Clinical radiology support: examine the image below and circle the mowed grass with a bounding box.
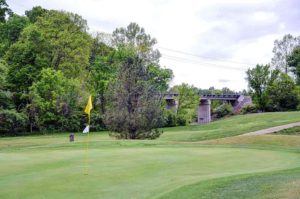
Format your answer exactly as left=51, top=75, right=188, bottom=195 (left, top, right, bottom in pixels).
left=1, top=112, right=300, bottom=198
left=159, top=167, right=300, bottom=199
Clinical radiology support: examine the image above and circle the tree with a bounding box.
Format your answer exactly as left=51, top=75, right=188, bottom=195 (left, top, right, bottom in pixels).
left=267, top=73, right=299, bottom=111
left=0, top=14, right=28, bottom=57
left=246, top=64, right=279, bottom=111
left=5, top=10, right=92, bottom=108
left=0, top=0, right=11, bottom=23
left=25, top=6, right=48, bottom=23
left=88, top=33, right=116, bottom=115
left=5, top=24, right=50, bottom=99
left=0, top=59, right=13, bottom=110
left=104, top=49, right=164, bottom=139
left=287, top=47, right=300, bottom=84
left=33, top=10, right=92, bottom=78
left=112, top=22, right=160, bottom=63
left=112, top=23, right=172, bottom=90
left=0, top=59, right=25, bottom=135
left=172, top=83, right=198, bottom=125
left=271, top=34, right=300, bottom=74
left=29, top=68, right=82, bottom=131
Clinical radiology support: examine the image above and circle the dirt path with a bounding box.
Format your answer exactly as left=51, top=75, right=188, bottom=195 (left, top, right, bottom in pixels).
left=241, top=122, right=300, bottom=136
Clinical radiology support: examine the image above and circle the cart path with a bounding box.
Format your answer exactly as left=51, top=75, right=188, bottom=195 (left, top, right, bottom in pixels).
left=241, top=122, right=300, bottom=136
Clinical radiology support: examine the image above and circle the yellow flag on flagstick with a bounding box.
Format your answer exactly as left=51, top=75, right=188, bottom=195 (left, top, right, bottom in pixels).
left=84, top=95, right=93, bottom=115
left=83, top=95, right=93, bottom=175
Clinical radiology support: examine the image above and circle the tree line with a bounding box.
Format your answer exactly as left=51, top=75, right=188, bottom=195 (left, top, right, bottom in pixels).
left=0, top=2, right=175, bottom=138
left=2, top=1, right=299, bottom=138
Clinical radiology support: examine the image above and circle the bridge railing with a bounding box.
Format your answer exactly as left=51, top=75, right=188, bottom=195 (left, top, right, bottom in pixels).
left=164, top=93, right=240, bottom=99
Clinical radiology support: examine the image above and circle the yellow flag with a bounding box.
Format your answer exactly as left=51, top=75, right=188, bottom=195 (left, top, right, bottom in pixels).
left=84, top=95, right=93, bottom=115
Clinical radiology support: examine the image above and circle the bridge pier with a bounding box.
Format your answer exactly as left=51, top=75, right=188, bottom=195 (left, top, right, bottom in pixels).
left=198, top=99, right=211, bottom=124
left=164, top=93, right=252, bottom=125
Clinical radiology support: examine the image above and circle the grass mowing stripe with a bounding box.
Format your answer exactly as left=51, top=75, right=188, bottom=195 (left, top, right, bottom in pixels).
left=159, top=167, right=300, bottom=199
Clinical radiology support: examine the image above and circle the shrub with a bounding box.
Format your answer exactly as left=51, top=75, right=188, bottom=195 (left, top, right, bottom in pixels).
left=241, top=104, right=259, bottom=114
left=176, top=114, right=187, bottom=126
left=0, top=109, right=27, bottom=136
left=90, top=112, right=106, bottom=132
left=214, top=103, right=234, bottom=118
left=163, top=110, right=177, bottom=127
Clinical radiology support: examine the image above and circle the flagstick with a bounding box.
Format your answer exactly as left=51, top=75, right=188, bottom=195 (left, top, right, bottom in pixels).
left=83, top=95, right=92, bottom=175
left=84, top=114, right=90, bottom=175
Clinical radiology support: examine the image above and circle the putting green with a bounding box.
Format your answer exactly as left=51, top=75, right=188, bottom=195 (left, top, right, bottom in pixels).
left=1, top=143, right=300, bottom=199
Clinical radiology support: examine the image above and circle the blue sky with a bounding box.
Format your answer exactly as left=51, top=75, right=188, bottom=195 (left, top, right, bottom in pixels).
left=8, top=0, right=300, bottom=91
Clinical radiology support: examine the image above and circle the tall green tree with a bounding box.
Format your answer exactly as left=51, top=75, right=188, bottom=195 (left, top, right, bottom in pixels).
left=0, top=59, right=13, bottom=109
left=25, top=6, right=48, bottom=23
left=5, top=10, right=92, bottom=108
left=172, top=83, right=198, bottom=125
left=0, top=14, right=28, bottom=57
left=89, top=33, right=116, bottom=114
left=33, top=10, right=92, bottom=78
left=246, top=64, right=279, bottom=111
left=112, top=23, right=173, bottom=91
left=112, top=22, right=160, bottom=63
left=29, top=68, right=82, bottom=131
left=267, top=73, right=299, bottom=111
left=104, top=49, right=164, bottom=139
left=0, top=0, right=11, bottom=23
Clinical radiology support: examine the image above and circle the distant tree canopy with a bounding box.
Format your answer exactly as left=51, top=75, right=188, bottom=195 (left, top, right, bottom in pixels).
left=271, top=34, right=300, bottom=74
left=172, top=83, right=198, bottom=125
left=246, top=64, right=300, bottom=112
left=246, top=34, right=300, bottom=112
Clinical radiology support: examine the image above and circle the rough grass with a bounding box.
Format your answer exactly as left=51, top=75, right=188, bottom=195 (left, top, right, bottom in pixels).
left=274, top=126, right=300, bottom=135
left=201, top=135, right=300, bottom=149
left=160, top=111, right=300, bottom=141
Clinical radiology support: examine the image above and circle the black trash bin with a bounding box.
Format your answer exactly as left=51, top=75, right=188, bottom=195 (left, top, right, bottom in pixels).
left=69, top=133, right=75, bottom=142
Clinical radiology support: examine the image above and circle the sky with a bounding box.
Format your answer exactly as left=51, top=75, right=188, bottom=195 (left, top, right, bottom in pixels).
left=7, top=0, right=300, bottom=91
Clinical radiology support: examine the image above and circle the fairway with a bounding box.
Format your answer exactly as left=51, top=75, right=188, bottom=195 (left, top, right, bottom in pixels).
left=1, top=112, right=300, bottom=198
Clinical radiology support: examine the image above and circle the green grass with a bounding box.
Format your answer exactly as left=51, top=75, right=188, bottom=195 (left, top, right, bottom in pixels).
left=160, top=111, right=300, bottom=141
left=274, top=126, right=300, bottom=135
left=1, top=112, right=300, bottom=198
left=159, top=167, right=300, bottom=199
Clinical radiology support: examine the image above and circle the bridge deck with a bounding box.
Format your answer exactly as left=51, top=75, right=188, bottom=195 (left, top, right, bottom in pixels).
left=164, top=93, right=240, bottom=101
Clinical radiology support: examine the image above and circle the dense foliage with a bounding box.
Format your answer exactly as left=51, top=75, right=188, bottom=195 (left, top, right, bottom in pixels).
left=105, top=50, right=164, bottom=139
left=246, top=64, right=300, bottom=112
left=213, top=103, right=234, bottom=118
left=0, top=1, right=173, bottom=138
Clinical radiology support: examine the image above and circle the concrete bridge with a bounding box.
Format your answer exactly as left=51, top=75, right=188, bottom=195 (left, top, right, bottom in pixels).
left=164, top=93, right=252, bottom=124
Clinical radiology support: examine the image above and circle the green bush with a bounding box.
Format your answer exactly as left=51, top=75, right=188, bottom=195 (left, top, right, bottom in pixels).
left=214, top=103, right=234, bottom=118
left=0, top=109, right=27, bottom=135
left=60, top=111, right=83, bottom=132
left=163, top=110, right=177, bottom=127
left=90, top=112, right=106, bottom=131
left=176, top=114, right=187, bottom=126
left=241, top=104, right=259, bottom=114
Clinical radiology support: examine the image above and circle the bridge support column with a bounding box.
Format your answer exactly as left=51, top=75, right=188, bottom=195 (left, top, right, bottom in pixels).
left=198, top=99, right=211, bottom=124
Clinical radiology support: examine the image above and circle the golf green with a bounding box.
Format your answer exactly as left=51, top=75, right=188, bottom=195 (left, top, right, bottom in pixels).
left=1, top=142, right=300, bottom=199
